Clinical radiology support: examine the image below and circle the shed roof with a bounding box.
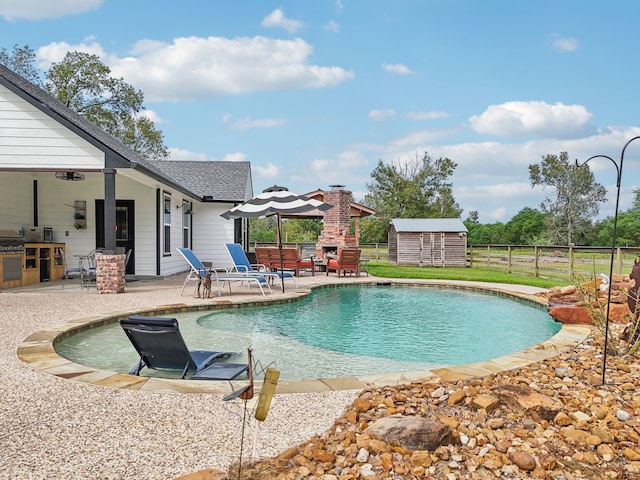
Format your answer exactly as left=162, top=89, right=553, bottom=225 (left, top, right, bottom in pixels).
left=391, top=218, right=468, bottom=233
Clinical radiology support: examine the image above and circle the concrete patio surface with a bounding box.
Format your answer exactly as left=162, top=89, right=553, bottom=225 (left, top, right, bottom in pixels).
left=1, top=271, right=589, bottom=479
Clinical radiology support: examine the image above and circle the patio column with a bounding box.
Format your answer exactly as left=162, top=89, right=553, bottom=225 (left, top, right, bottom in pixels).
left=103, top=168, right=116, bottom=254
left=95, top=253, right=125, bottom=294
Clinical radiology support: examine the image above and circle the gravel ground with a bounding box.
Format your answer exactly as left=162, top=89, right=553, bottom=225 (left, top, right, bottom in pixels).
left=0, top=274, right=362, bottom=480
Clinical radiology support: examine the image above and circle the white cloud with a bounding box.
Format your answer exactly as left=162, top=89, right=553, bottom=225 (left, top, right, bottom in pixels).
left=406, top=111, right=450, bottom=121
left=138, top=109, right=164, bottom=124
left=324, top=20, right=341, bottom=32
left=0, top=0, right=103, bottom=21
left=299, top=150, right=370, bottom=189
left=36, top=36, right=354, bottom=101
left=261, top=8, right=304, bottom=34
left=382, top=63, right=414, bottom=75
left=547, top=33, right=579, bottom=52
left=228, top=117, right=286, bottom=131
left=369, top=109, right=396, bottom=121
left=36, top=40, right=106, bottom=69
left=253, top=162, right=280, bottom=179
left=335, top=0, right=344, bottom=12
left=469, top=101, right=592, bottom=138
left=167, top=149, right=247, bottom=162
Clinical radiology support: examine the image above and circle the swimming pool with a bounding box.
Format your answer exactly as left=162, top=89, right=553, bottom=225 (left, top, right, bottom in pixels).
left=55, top=285, right=560, bottom=380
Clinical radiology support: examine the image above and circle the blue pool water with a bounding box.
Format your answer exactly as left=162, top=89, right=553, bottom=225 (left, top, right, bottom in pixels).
left=55, top=285, right=560, bottom=380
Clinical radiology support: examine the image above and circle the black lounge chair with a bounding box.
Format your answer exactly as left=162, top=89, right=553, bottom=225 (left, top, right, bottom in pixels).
left=120, top=315, right=248, bottom=380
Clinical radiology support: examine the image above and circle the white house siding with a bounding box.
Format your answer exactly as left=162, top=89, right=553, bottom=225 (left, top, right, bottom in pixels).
left=0, top=172, right=33, bottom=232
left=0, top=83, right=246, bottom=280
left=190, top=203, right=237, bottom=270
left=0, top=85, right=105, bottom=170
left=113, top=175, right=156, bottom=277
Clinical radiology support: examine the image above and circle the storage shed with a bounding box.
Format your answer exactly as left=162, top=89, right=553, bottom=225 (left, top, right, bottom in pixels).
left=388, top=218, right=468, bottom=267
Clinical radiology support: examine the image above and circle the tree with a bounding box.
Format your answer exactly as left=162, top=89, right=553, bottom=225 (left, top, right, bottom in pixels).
left=467, top=222, right=505, bottom=244
left=593, top=188, right=640, bottom=247
left=0, top=44, right=41, bottom=84
left=0, top=46, right=168, bottom=160
left=529, top=151, right=607, bottom=245
left=360, top=217, right=388, bottom=243
left=503, top=207, right=549, bottom=245
left=45, top=51, right=168, bottom=160
left=364, top=152, right=461, bottom=235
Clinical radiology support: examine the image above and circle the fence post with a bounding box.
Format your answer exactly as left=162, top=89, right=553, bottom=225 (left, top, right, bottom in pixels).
left=534, top=246, right=539, bottom=277
left=376, top=243, right=380, bottom=260
left=487, top=245, right=491, bottom=268
left=507, top=245, right=512, bottom=273
left=617, top=247, right=622, bottom=275
left=469, top=246, right=473, bottom=267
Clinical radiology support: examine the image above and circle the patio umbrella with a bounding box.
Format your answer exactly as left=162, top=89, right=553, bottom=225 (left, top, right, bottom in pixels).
left=221, top=185, right=333, bottom=292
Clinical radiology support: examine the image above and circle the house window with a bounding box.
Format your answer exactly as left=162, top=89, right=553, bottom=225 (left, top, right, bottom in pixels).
left=182, top=201, right=191, bottom=248
left=163, top=192, right=171, bottom=255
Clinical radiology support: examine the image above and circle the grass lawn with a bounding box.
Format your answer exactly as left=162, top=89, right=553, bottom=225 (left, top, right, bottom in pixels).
left=367, top=261, right=561, bottom=289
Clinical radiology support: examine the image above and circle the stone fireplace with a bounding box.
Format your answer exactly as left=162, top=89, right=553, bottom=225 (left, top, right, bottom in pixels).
left=316, top=185, right=358, bottom=260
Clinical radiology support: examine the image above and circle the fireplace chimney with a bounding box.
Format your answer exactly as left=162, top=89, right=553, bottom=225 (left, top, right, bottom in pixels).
left=317, top=185, right=358, bottom=259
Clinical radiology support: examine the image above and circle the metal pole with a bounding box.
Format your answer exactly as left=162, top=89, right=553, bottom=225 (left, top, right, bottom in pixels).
left=576, top=135, right=640, bottom=385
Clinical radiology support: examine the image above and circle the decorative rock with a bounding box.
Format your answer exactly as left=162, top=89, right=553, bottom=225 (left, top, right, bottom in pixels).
left=548, top=305, right=592, bottom=324
left=510, top=451, right=536, bottom=471
left=312, top=450, right=335, bottom=463
left=353, top=398, right=372, bottom=413
left=359, top=463, right=376, bottom=476
left=410, top=451, right=433, bottom=467
left=617, top=409, right=631, bottom=421
left=597, top=443, right=615, bottom=462
left=447, top=390, right=466, bottom=405
left=365, top=415, right=456, bottom=452
left=356, top=448, right=369, bottom=462
left=486, top=417, right=505, bottom=429
left=623, top=448, right=640, bottom=461
left=554, top=412, right=572, bottom=426
left=431, top=386, right=446, bottom=398
left=472, top=394, right=500, bottom=412
left=586, top=434, right=602, bottom=446
left=570, top=411, right=591, bottom=423
left=493, top=384, right=562, bottom=421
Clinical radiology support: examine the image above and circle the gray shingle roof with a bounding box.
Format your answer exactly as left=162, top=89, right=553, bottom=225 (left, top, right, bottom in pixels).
left=0, top=64, right=250, bottom=202
left=153, top=160, right=251, bottom=202
left=391, top=218, right=468, bottom=232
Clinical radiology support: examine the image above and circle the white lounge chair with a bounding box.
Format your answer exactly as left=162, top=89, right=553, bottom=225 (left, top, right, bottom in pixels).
left=176, top=247, right=272, bottom=296
left=224, top=243, right=296, bottom=289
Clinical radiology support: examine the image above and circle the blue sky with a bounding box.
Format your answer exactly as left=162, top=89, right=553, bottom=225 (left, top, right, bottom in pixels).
left=2, top=0, right=640, bottom=222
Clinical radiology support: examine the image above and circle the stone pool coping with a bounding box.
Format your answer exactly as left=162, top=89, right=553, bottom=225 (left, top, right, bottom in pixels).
left=16, top=279, right=592, bottom=395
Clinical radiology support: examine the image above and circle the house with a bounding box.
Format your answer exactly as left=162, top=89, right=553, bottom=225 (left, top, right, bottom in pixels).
left=0, top=63, right=251, bottom=290
left=388, top=218, right=468, bottom=267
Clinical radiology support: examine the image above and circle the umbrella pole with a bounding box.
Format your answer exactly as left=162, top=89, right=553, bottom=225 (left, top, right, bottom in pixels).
left=277, top=214, right=285, bottom=293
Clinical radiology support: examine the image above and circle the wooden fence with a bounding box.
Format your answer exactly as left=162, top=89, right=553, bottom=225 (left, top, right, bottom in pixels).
left=251, top=242, right=640, bottom=283
left=468, top=245, right=640, bottom=283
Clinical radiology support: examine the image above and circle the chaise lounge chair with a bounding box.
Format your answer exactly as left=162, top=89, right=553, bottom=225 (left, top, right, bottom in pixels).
left=326, top=248, right=362, bottom=277
left=225, top=243, right=297, bottom=289
left=176, top=247, right=272, bottom=296
left=120, top=315, right=249, bottom=380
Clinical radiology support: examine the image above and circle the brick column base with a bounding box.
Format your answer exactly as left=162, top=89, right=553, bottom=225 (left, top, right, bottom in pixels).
left=95, top=254, right=125, bottom=294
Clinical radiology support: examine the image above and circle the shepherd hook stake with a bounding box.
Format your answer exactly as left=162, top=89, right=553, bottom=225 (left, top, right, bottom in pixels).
left=576, top=135, right=640, bottom=385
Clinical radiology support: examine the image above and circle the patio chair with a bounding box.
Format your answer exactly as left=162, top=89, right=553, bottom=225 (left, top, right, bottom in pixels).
left=225, top=243, right=296, bottom=289
left=254, top=247, right=274, bottom=271
left=326, top=248, right=362, bottom=277
left=268, top=247, right=315, bottom=276
left=120, top=315, right=248, bottom=380
left=176, top=247, right=272, bottom=296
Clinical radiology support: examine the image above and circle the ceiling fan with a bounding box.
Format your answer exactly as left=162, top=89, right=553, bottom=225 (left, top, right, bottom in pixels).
left=55, top=171, right=85, bottom=181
